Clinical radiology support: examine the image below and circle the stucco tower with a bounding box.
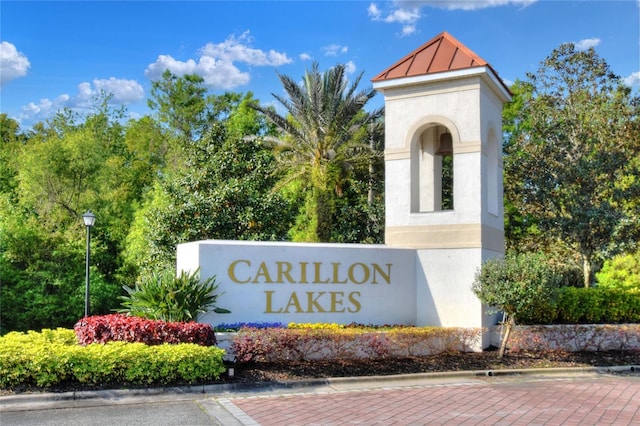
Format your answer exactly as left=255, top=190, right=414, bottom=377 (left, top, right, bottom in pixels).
left=373, top=32, right=512, bottom=346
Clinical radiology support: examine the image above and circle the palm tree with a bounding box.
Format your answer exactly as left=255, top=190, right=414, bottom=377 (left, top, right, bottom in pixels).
left=252, top=62, right=383, bottom=242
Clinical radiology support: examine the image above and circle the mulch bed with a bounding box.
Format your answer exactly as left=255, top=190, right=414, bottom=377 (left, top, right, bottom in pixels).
left=231, top=349, right=640, bottom=383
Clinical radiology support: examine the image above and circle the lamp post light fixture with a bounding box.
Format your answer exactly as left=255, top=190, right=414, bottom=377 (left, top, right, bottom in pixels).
left=82, top=210, right=96, bottom=317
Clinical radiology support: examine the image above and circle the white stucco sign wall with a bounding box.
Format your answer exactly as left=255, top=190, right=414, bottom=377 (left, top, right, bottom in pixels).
left=177, top=240, right=417, bottom=326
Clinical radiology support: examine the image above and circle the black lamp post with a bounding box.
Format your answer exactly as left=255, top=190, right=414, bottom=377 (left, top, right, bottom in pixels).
left=82, top=210, right=96, bottom=317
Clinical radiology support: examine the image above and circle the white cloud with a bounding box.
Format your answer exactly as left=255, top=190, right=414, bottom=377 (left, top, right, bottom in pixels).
left=63, top=77, right=144, bottom=108
left=299, top=53, right=313, bottom=61
left=20, top=94, right=69, bottom=123
left=415, top=0, right=537, bottom=10
left=368, top=0, right=536, bottom=36
left=368, top=2, right=420, bottom=37
left=401, top=25, right=417, bottom=37
left=383, top=6, right=421, bottom=23
left=199, top=56, right=251, bottom=88
left=574, top=38, right=601, bottom=51
left=322, top=44, right=349, bottom=56
left=92, top=77, right=145, bottom=103
left=369, top=2, right=420, bottom=23
left=0, top=41, right=30, bottom=86
left=144, top=31, right=292, bottom=89
left=69, top=78, right=144, bottom=108
left=200, top=31, right=291, bottom=66
left=368, top=3, right=382, bottom=19
left=344, top=61, right=357, bottom=75
left=624, top=71, right=640, bottom=87
left=74, top=82, right=94, bottom=108
left=18, top=78, right=143, bottom=123
left=145, top=55, right=199, bottom=79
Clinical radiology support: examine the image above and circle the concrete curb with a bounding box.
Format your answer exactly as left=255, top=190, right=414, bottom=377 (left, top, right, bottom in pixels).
left=1, top=365, right=638, bottom=411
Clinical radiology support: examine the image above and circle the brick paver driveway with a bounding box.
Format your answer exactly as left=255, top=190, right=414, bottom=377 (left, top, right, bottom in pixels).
left=219, top=372, right=640, bottom=425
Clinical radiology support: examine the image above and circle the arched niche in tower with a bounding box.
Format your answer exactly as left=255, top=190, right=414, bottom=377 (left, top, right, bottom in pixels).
left=409, top=120, right=458, bottom=213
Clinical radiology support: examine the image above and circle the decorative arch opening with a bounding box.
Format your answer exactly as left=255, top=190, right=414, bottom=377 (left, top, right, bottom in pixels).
left=410, top=123, right=455, bottom=213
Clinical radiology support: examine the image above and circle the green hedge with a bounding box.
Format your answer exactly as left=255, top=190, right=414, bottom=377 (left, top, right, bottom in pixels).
left=0, top=328, right=226, bottom=390
left=554, top=287, right=640, bottom=324
left=518, top=287, right=640, bottom=325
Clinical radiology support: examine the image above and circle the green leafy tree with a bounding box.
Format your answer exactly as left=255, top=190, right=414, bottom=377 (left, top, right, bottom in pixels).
left=503, top=44, right=640, bottom=286
left=472, top=253, right=562, bottom=357
left=0, top=201, right=82, bottom=331
left=251, top=62, right=383, bottom=242
left=502, top=81, right=540, bottom=253
left=17, top=126, right=101, bottom=225
left=0, top=114, right=25, bottom=199
left=330, top=120, right=385, bottom=243
left=6, top=119, right=118, bottom=329
left=596, top=250, right=640, bottom=289
left=0, top=98, right=164, bottom=331
left=125, top=93, right=294, bottom=275
left=148, top=70, right=212, bottom=141
left=123, top=116, right=172, bottom=186
left=17, top=106, right=148, bottom=283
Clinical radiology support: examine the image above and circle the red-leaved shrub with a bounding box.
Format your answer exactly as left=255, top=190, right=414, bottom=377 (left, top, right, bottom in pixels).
left=74, top=314, right=216, bottom=346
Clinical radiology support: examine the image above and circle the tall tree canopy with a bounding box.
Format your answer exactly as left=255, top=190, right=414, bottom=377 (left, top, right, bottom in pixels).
left=0, top=114, right=25, bottom=199
left=148, top=70, right=211, bottom=142
left=503, top=44, right=640, bottom=286
left=125, top=93, right=294, bottom=276
left=0, top=100, right=149, bottom=330
left=251, top=62, right=383, bottom=242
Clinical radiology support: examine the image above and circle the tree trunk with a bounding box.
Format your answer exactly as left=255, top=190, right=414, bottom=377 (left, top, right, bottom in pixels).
left=498, top=315, right=515, bottom=358
left=581, top=253, right=592, bottom=288
left=315, top=188, right=334, bottom=242
left=309, top=164, right=334, bottom=242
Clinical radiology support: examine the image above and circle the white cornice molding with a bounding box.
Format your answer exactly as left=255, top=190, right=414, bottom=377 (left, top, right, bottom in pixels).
left=373, top=66, right=512, bottom=103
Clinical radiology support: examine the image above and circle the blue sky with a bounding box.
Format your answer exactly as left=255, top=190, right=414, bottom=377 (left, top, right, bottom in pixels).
left=2, top=1, right=639, bottom=129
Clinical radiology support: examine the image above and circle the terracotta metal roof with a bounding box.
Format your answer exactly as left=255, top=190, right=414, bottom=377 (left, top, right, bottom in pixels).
left=372, top=31, right=497, bottom=83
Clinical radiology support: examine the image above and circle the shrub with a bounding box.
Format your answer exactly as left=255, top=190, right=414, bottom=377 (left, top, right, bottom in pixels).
left=118, top=268, right=229, bottom=322
left=555, top=287, right=640, bottom=324
left=473, top=253, right=562, bottom=323
left=74, top=314, right=216, bottom=346
left=0, top=328, right=226, bottom=389
left=596, top=250, right=640, bottom=290
left=554, top=286, right=583, bottom=323
left=472, top=252, right=562, bottom=356
left=553, top=261, right=584, bottom=288
left=0, top=328, right=78, bottom=388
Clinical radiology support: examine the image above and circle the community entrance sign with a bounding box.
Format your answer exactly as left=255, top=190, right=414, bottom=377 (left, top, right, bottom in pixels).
left=177, top=32, right=512, bottom=347
left=177, top=241, right=416, bottom=325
